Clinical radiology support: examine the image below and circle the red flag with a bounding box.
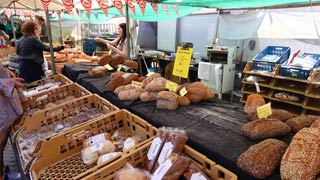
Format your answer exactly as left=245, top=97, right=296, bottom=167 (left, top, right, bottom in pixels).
left=150, top=2, right=158, bottom=15
left=172, top=4, right=179, bottom=16
left=162, top=4, right=169, bottom=16
left=81, top=0, right=92, bottom=17
left=62, top=0, right=74, bottom=14
left=125, top=0, right=136, bottom=15
left=40, top=0, right=51, bottom=11
left=113, top=0, right=124, bottom=16
left=96, top=0, right=108, bottom=16
left=137, top=0, right=146, bottom=15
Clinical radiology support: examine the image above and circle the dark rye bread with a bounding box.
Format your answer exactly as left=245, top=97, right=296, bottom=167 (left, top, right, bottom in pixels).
left=237, top=139, right=287, bottom=179
left=248, top=108, right=295, bottom=121
left=280, top=127, right=320, bottom=180
left=285, top=115, right=319, bottom=133
left=241, top=119, right=291, bottom=140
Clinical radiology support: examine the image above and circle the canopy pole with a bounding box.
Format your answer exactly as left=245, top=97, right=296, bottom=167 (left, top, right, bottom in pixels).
left=45, top=10, right=57, bottom=74
left=58, top=11, right=63, bottom=44
left=11, top=2, right=17, bottom=41
left=213, top=8, right=220, bottom=44
left=125, top=5, right=130, bottom=59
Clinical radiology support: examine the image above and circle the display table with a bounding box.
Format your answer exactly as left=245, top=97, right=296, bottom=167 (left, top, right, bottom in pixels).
left=62, top=64, right=292, bottom=180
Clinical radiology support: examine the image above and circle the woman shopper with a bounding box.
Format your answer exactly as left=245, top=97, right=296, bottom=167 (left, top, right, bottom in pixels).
left=0, top=63, right=24, bottom=180
left=16, top=21, right=66, bottom=82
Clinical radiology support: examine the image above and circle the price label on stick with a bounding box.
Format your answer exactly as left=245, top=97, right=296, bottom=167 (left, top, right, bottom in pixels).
left=108, top=49, right=112, bottom=55
left=180, top=87, right=187, bottom=96
left=166, top=81, right=178, bottom=92
left=104, top=64, right=113, bottom=70
left=117, top=65, right=122, bottom=72
left=257, top=103, right=272, bottom=119
left=172, top=46, right=193, bottom=78
left=131, top=81, right=143, bottom=88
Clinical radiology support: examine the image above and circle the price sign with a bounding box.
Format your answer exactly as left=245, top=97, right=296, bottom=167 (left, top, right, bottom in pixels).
left=165, top=81, right=178, bottom=92
left=131, top=81, right=143, bottom=88
left=104, top=64, right=113, bottom=70
left=257, top=103, right=272, bottom=119
left=172, top=46, right=193, bottom=78
left=108, top=49, right=112, bottom=55
left=179, top=87, right=187, bottom=96
left=117, top=65, right=122, bottom=72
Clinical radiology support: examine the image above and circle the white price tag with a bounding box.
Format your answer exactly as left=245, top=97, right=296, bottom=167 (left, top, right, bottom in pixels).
left=157, top=142, right=173, bottom=164
left=151, top=160, right=173, bottom=180
left=147, top=137, right=162, bottom=160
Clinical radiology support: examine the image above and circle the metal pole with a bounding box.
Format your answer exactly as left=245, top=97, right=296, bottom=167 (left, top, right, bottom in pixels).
left=11, top=2, right=17, bottom=41
left=125, top=5, right=130, bottom=59
left=58, top=11, right=63, bottom=44
left=45, top=10, right=57, bottom=74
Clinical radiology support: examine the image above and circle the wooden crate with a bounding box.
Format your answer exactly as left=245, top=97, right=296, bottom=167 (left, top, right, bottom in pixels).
left=83, top=140, right=237, bottom=180
left=30, top=110, right=157, bottom=180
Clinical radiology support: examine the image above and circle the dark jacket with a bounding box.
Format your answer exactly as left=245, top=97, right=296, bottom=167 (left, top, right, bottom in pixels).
left=16, top=35, right=63, bottom=64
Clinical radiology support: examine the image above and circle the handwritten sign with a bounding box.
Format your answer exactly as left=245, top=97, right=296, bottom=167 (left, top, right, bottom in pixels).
left=173, top=46, right=193, bottom=78
left=165, top=81, right=178, bottom=92
left=257, top=103, right=272, bottom=119
left=131, top=81, right=143, bottom=88
left=104, top=64, right=113, bottom=70
left=179, top=87, right=187, bottom=96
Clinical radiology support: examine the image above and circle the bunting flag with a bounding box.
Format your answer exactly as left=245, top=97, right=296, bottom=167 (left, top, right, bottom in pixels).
left=19, top=10, right=25, bottom=19
left=40, top=0, right=51, bottom=11
left=126, top=0, right=136, bottom=15
left=5, top=9, right=12, bottom=19
left=62, top=0, right=74, bottom=14
left=81, top=0, right=92, bottom=17
left=113, top=0, right=124, bottom=16
left=162, top=4, right=169, bottom=16
left=30, top=11, right=36, bottom=20
left=96, top=0, right=108, bottom=17
left=150, top=2, right=158, bottom=15
left=137, top=0, right=146, bottom=15
left=172, top=4, right=179, bottom=16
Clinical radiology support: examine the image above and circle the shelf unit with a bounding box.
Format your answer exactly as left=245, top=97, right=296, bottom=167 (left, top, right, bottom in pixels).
left=241, top=61, right=320, bottom=115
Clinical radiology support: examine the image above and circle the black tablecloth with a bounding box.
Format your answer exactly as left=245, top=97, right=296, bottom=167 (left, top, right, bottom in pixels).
left=63, top=64, right=292, bottom=180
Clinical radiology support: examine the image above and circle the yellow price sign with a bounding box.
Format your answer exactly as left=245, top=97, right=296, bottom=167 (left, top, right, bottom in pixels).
left=146, top=72, right=155, bottom=77
left=104, top=64, right=114, bottom=70
left=131, top=81, right=143, bottom=88
left=257, top=103, right=272, bottom=119
left=172, top=46, right=193, bottom=78
left=117, top=65, right=122, bottom=72
left=166, top=81, right=178, bottom=92
left=108, top=49, right=112, bottom=55
left=179, top=87, right=188, bottom=96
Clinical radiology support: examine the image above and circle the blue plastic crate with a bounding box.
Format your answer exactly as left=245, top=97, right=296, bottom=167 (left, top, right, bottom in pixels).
left=280, top=53, right=320, bottom=79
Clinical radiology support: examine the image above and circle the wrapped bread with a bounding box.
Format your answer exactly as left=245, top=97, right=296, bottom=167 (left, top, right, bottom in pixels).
left=98, top=54, right=112, bottom=66
left=140, top=91, right=158, bottom=102
left=123, top=135, right=143, bottom=151
left=151, top=153, right=189, bottom=180
left=178, top=96, right=190, bottom=106
left=237, top=139, right=287, bottom=179
left=145, top=77, right=167, bottom=92
left=114, top=84, right=135, bottom=95
left=88, top=66, right=107, bottom=77
left=81, top=146, right=99, bottom=165
left=311, top=118, right=320, bottom=128
left=97, top=152, right=122, bottom=165
left=241, top=119, right=291, bottom=140
left=183, top=162, right=211, bottom=180
left=244, top=94, right=265, bottom=114
left=286, top=115, right=319, bottom=133
left=114, top=163, right=148, bottom=180
left=248, top=108, right=295, bottom=121
left=280, top=128, right=320, bottom=180
left=118, top=88, right=144, bottom=101
left=106, top=75, right=126, bottom=92
left=142, top=73, right=161, bottom=88
left=156, top=91, right=179, bottom=110
left=83, top=133, right=112, bottom=148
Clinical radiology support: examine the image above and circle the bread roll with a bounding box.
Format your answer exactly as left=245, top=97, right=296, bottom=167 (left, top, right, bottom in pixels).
left=114, top=164, right=147, bottom=180
left=83, top=133, right=112, bottom=148
left=95, top=140, right=116, bottom=155
left=81, top=146, right=99, bottom=165
left=178, top=96, right=190, bottom=106
left=241, top=119, right=291, bottom=140
left=237, top=139, right=287, bottom=179
left=140, top=91, right=158, bottom=102
left=280, top=128, right=320, bottom=180
left=145, top=77, right=167, bottom=92
left=123, top=135, right=143, bottom=152
left=118, top=88, right=144, bottom=101
left=311, top=118, right=320, bottom=128
left=286, top=115, right=319, bottom=133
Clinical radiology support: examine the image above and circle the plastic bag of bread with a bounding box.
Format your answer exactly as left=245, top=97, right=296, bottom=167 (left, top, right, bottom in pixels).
left=114, top=163, right=148, bottom=180
left=97, top=152, right=122, bottom=165
left=118, top=88, right=144, bottom=101
left=83, top=133, right=112, bottom=148
left=123, top=135, right=143, bottom=152
left=156, top=91, right=179, bottom=110
left=114, top=84, right=135, bottom=95
left=112, top=128, right=132, bottom=150
left=178, top=96, right=190, bottom=106
left=81, top=146, right=99, bottom=165
left=145, top=127, right=170, bottom=172
left=241, top=119, right=291, bottom=140
left=140, top=91, right=159, bottom=102
left=98, top=54, right=112, bottom=66
left=244, top=94, right=265, bottom=114
left=183, top=162, right=210, bottom=180
left=285, top=115, right=319, bottom=133
left=152, top=129, right=188, bottom=172
left=106, top=75, right=126, bottom=92
left=145, top=77, right=167, bottom=91
left=151, top=153, right=189, bottom=180
left=94, top=140, right=116, bottom=155
left=142, top=73, right=161, bottom=88
left=88, top=66, right=107, bottom=77
left=280, top=128, right=320, bottom=180
left=311, top=117, right=320, bottom=128
left=237, top=139, right=287, bottom=179
left=248, top=108, right=295, bottom=121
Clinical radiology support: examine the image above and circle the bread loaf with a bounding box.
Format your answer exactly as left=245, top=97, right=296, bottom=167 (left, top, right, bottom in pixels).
left=204, top=88, right=214, bottom=100
left=145, top=77, right=167, bottom=92
left=280, top=128, right=320, bottom=180
left=157, top=91, right=178, bottom=102
left=178, top=96, right=190, bottom=106
left=114, top=84, right=135, bottom=95
left=97, top=54, right=112, bottom=66
left=286, top=115, right=319, bottom=133
left=237, top=139, right=287, bottom=179
left=114, top=163, right=147, bottom=180
left=244, top=94, right=265, bottom=114
left=118, top=88, right=144, bottom=101
left=311, top=118, right=320, bottom=128
left=241, top=119, right=291, bottom=140
left=248, top=108, right=295, bottom=121
left=142, top=73, right=161, bottom=88
left=124, top=60, right=138, bottom=70
left=186, top=86, right=207, bottom=103
left=183, top=162, right=210, bottom=180
left=110, top=55, right=125, bottom=67
left=177, top=83, right=191, bottom=92
left=140, top=91, right=158, bottom=102
left=88, top=66, right=107, bottom=77
left=106, top=75, right=126, bottom=92
left=111, top=71, right=126, bottom=79
left=81, top=146, right=99, bottom=165
left=157, top=100, right=179, bottom=110
left=122, top=73, right=139, bottom=85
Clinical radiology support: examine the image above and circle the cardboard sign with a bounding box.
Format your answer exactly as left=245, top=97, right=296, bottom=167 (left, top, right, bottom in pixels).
left=131, top=81, right=143, bottom=88
left=257, top=103, right=272, bottom=119
left=179, top=87, right=187, bottom=96
left=104, top=64, right=113, bottom=70
left=173, top=46, right=193, bottom=78
left=166, top=81, right=178, bottom=92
